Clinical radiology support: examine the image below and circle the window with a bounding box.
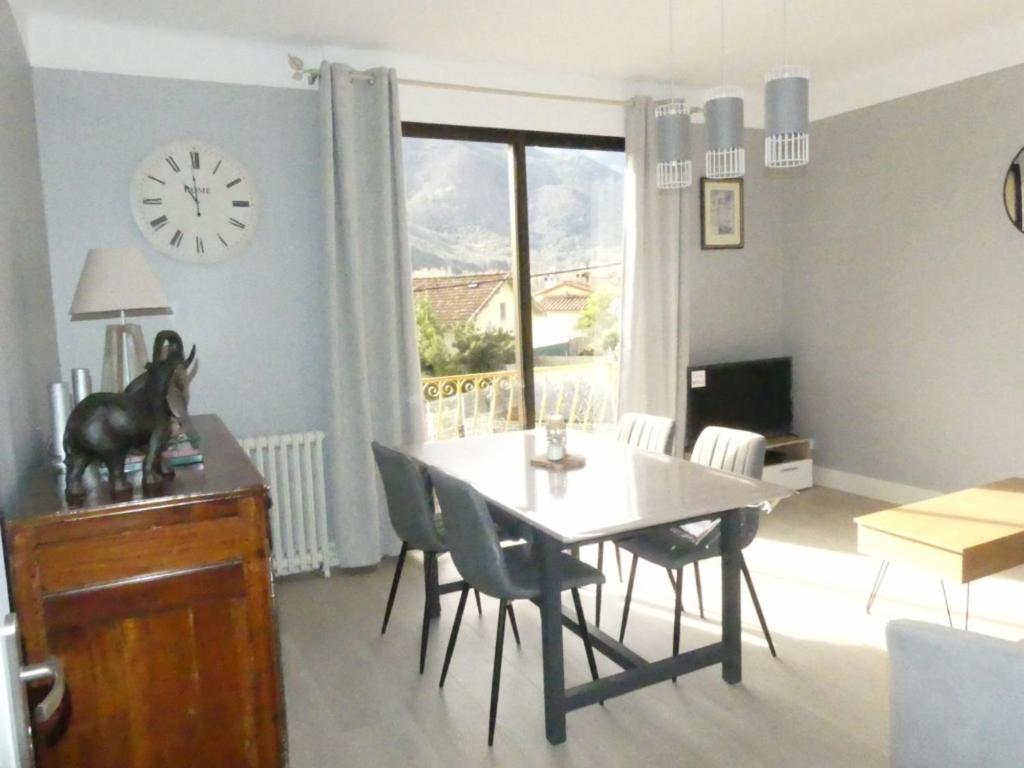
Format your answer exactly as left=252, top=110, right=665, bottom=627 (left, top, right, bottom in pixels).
left=403, top=124, right=625, bottom=439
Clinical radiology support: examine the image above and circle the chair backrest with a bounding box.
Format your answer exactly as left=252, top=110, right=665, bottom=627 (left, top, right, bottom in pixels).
left=617, top=412, right=675, bottom=455
left=887, top=619, right=1024, bottom=767
left=691, top=426, right=767, bottom=479
left=427, top=467, right=535, bottom=600
left=690, top=426, right=768, bottom=548
left=370, top=442, right=445, bottom=553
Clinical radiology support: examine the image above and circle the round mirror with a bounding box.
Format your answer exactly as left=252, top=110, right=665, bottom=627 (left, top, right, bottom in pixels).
left=1006, top=146, right=1023, bottom=232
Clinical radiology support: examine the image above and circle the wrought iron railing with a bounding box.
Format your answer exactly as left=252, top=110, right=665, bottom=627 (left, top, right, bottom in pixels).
left=421, top=360, right=618, bottom=440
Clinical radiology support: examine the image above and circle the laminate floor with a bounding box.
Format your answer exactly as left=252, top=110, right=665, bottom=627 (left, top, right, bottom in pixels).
left=277, top=486, right=1024, bottom=767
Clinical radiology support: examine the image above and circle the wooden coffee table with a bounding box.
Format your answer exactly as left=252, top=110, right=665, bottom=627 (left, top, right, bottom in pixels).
left=854, top=477, right=1024, bottom=628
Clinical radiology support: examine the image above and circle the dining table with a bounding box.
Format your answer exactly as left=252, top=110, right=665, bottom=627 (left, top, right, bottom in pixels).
left=403, top=428, right=793, bottom=745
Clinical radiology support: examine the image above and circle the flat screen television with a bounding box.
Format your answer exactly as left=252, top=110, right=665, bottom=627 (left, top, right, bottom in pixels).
left=685, top=357, right=793, bottom=449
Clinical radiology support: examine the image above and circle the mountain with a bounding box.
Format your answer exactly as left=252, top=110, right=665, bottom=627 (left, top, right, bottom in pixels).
left=403, top=138, right=623, bottom=276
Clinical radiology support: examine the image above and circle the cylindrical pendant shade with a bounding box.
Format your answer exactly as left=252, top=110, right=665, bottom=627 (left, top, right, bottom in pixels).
left=704, top=86, right=746, bottom=179
left=655, top=100, right=692, bottom=189
left=764, top=66, right=810, bottom=168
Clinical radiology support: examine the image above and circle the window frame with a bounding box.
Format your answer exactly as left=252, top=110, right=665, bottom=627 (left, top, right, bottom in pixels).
left=402, top=121, right=625, bottom=429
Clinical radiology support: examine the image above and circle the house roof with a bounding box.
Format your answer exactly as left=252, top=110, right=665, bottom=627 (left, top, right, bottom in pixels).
left=413, top=273, right=510, bottom=326
left=537, top=294, right=590, bottom=312
left=534, top=279, right=593, bottom=298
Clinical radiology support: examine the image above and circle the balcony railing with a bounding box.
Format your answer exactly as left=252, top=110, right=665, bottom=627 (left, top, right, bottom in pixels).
left=421, top=360, right=618, bottom=441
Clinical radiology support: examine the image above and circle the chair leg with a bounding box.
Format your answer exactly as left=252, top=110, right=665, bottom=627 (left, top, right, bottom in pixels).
left=614, top=543, right=624, bottom=582
left=419, top=552, right=436, bottom=674
left=595, top=542, right=604, bottom=628
left=672, top=567, right=683, bottom=683
left=473, top=589, right=483, bottom=616
left=865, top=560, right=889, bottom=614
left=693, top=561, right=705, bottom=619
left=488, top=599, right=508, bottom=747
left=381, top=541, right=408, bottom=635
left=506, top=603, right=521, bottom=646
left=740, top=555, right=776, bottom=658
left=619, top=554, right=639, bottom=643
left=439, top=585, right=469, bottom=688
left=571, top=588, right=600, bottom=683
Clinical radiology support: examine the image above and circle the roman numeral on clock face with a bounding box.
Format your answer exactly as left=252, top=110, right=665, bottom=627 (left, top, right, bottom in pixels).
left=165, top=156, right=181, bottom=173
left=229, top=217, right=246, bottom=229
left=150, top=215, right=168, bottom=230
left=190, top=151, right=200, bottom=170
left=170, top=230, right=183, bottom=248
left=143, top=198, right=162, bottom=205
left=195, top=236, right=204, bottom=254
left=226, top=178, right=242, bottom=188
left=232, top=201, right=250, bottom=207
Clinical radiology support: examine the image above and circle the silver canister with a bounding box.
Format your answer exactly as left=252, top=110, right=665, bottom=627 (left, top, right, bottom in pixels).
left=48, top=382, right=71, bottom=465
left=71, top=368, right=92, bottom=405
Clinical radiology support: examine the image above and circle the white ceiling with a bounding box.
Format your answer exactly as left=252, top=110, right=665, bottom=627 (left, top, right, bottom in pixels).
left=12, top=0, right=1024, bottom=121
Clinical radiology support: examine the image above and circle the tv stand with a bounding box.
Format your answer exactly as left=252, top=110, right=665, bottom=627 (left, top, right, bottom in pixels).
left=762, top=434, right=813, bottom=490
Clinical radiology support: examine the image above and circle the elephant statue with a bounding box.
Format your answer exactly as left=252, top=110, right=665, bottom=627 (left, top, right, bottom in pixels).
left=63, top=336, right=197, bottom=502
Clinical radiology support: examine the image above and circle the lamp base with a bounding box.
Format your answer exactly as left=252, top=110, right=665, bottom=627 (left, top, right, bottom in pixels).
left=101, top=323, right=147, bottom=393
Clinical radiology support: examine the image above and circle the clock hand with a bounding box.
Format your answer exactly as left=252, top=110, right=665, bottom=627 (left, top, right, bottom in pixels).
left=189, top=172, right=202, bottom=217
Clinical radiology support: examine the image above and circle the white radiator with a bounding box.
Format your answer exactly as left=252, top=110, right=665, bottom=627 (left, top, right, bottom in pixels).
left=241, top=431, right=332, bottom=578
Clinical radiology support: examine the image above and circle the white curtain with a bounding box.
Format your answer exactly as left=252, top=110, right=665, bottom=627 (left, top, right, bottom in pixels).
left=320, top=62, right=424, bottom=567
left=618, top=96, right=690, bottom=453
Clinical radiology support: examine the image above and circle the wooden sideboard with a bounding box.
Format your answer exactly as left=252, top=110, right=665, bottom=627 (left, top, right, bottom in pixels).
left=1, top=414, right=286, bottom=767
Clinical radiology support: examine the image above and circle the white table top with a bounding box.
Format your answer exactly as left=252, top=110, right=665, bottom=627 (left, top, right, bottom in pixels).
left=404, top=430, right=793, bottom=545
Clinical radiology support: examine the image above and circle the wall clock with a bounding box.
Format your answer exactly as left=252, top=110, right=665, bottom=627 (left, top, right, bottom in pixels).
left=130, top=140, right=256, bottom=263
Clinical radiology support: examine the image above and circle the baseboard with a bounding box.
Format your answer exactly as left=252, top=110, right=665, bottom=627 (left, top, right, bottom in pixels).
left=813, top=466, right=940, bottom=505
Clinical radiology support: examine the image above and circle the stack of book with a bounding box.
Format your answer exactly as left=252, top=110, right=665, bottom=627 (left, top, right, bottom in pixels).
left=99, top=433, right=204, bottom=477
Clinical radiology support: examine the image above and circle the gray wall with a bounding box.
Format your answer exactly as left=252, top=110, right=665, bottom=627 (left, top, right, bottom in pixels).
left=32, top=69, right=330, bottom=440
left=0, top=3, right=60, bottom=507
left=689, top=126, right=787, bottom=365
left=784, top=64, right=1024, bottom=490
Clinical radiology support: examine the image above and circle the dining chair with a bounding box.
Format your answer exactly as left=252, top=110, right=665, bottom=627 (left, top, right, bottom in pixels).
left=372, top=442, right=489, bottom=674
left=618, top=426, right=778, bottom=660
left=592, top=412, right=676, bottom=626
left=428, top=466, right=605, bottom=746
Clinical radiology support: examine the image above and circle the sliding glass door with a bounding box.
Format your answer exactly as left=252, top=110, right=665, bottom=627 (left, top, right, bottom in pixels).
left=402, top=124, right=624, bottom=439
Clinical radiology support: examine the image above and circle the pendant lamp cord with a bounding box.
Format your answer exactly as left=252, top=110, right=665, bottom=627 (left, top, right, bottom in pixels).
left=719, top=0, right=725, bottom=85
left=668, top=0, right=677, bottom=98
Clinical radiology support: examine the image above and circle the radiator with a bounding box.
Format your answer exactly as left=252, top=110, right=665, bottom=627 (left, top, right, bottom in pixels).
left=241, top=431, right=332, bottom=578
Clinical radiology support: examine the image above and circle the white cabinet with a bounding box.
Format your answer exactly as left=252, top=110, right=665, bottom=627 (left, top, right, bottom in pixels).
left=763, top=436, right=813, bottom=491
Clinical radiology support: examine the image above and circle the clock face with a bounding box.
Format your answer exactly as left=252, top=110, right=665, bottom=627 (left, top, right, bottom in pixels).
left=130, top=140, right=256, bottom=263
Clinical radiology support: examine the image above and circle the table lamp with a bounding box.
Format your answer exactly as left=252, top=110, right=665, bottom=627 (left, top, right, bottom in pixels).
left=69, top=247, right=172, bottom=393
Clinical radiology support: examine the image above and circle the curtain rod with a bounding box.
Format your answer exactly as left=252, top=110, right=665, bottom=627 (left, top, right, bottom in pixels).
left=289, top=55, right=627, bottom=106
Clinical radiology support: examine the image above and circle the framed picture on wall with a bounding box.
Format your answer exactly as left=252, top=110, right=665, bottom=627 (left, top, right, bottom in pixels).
left=700, top=177, right=744, bottom=249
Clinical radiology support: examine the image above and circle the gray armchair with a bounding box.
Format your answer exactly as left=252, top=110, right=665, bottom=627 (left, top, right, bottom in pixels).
left=887, top=619, right=1024, bottom=768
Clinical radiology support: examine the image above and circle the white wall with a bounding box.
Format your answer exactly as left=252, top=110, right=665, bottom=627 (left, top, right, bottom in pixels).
left=32, top=69, right=329, bottom=439
left=31, top=66, right=788, bottom=444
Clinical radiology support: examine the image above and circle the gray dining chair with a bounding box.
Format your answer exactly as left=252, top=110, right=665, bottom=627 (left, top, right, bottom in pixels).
left=618, top=426, right=777, bottom=660
left=428, top=466, right=605, bottom=746
left=593, top=412, right=676, bottom=626
left=372, top=442, right=495, bottom=674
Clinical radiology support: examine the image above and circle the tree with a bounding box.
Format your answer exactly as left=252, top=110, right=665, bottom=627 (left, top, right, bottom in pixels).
left=415, top=298, right=516, bottom=377
left=415, top=298, right=452, bottom=376
left=575, top=291, right=620, bottom=355
left=451, top=322, right=516, bottom=374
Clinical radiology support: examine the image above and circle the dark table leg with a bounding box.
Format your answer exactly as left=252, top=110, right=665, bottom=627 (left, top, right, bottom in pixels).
left=720, top=510, right=742, bottom=684
left=538, top=533, right=567, bottom=744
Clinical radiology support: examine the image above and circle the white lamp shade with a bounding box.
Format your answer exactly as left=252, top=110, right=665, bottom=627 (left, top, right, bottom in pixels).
left=69, top=248, right=171, bottom=316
